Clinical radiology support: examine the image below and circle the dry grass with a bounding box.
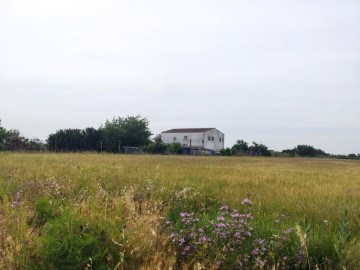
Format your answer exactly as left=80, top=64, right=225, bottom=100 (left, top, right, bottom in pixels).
left=0, top=153, right=359, bottom=268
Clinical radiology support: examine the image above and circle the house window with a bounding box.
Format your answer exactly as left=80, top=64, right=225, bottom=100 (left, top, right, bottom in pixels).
left=208, top=136, right=211, bottom=141
left=212, top=137, right=214, bottom=141
left=219, top=138, right=222, bottom=142
left=184, top=136, right=188, bottom=140
left=173, top=137, right=177, bottom=141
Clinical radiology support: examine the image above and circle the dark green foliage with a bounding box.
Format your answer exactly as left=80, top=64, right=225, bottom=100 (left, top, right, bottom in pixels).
left=282, top=144, right=328, bottom=157
left=250, top=141, right=272, bottom=156
left=47, top=128, right=84, bottom=152
left=168, top=141, right=182, bottom=154
left=231, top=139, right=249, bottom=155
left=220, top=147, right=232, bottom=156
left=100, top=115, right=152, bottom=152
left=145, top=134, right=167, bottom=153
left=34, top=210, right=118, bottom=270
left=46, top=115, right=151, bottom=152
left=83, top=127, right=101, bottom=151
left=34, top=197, right=56, bottom=226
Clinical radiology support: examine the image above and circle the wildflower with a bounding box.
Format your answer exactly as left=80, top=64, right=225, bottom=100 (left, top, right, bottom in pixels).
left=217, top=223, right=226, bottom=228
left=323, top=220, right=329, bottom=226
left=180, top=212, right=190, bottom=218
left=179, top=238, right=185, bottom=246
left=220, top=205, right=228, bottom=211
left=255, top=258, right=265, bottom=267
left=241, top=198, right=252, bottom=206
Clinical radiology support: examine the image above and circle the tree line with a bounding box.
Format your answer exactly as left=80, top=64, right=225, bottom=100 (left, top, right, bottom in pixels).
left=0, top=117, right=359, bottom=158
left=220, top=139, right=335, bottom=158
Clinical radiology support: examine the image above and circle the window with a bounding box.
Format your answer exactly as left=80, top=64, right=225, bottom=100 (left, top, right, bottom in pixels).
left=212, top=137, right=214, bottom=141
left=173, top=137, right=177, bottom=141
left=219, top=138, right=222, bottom=142
left=184, top=136, right=188, bottom=140
left=208, top=136, right=211, bottom=141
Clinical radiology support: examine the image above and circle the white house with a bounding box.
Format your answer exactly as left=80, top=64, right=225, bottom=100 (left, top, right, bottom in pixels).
left=161, top=128, right=224, bottom=154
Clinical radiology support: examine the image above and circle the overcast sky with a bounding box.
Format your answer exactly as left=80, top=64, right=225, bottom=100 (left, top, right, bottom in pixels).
left=0, top=0, right=359, bottom=154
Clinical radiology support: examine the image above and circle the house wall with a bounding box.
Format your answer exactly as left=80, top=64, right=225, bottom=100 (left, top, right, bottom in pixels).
left=161, top=132, right=205, bottom=148
left=204, top=129, right=224, bottom=152
left=161, top=129, right=225, bottom=152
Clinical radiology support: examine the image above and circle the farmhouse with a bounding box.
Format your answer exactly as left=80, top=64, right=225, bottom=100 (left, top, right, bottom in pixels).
left=161, top=128, right=224, bottom=155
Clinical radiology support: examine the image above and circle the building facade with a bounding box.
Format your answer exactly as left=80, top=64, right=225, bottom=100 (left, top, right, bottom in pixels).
left=161, top=128, right=224, bottom=154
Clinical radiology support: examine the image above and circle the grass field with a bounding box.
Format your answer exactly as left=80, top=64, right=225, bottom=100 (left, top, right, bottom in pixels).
left=0, top=153, right=359, bottom=269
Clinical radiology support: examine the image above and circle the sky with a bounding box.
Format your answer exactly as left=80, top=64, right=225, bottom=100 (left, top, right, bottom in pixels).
left=0, top=0, right=359, bottom=155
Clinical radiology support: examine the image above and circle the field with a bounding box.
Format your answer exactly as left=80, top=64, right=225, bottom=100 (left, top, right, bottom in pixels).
left=0, top=153, right=359, bottom=269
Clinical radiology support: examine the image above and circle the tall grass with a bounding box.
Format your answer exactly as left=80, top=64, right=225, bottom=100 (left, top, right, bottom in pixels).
left=0, top=153, right=359, bottom=269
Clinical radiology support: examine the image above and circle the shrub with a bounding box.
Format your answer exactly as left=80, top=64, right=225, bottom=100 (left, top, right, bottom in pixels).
left=32, top=210, right=119, bottom=270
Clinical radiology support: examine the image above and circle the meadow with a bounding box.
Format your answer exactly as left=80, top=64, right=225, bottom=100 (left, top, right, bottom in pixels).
left=0, top=153, right=359, bottom=269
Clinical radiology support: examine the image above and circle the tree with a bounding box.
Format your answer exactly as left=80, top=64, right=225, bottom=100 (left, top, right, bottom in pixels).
left=281, top=145, right=328, bottom=157
left=4, top=129, right=28, bottom=151
left=28, top=138, right=45, bottom=151
left=0, top=120, right=8, bottom=150
left=101, top=115, right=152, bottom=152
left=47, top=129, right=84, bottom=152
left=231, top=139, right=249, bottom=155
left=220, top=147, right=232, bottom=156
left=168, top=141, right=182, bottom=154
left=250, top=141, right=271, bottom=157
left=145, top=135, right=167, bottom=154
left=82, top=127, right=101, bottom=151
left=120, top=116, right=152, bottom=148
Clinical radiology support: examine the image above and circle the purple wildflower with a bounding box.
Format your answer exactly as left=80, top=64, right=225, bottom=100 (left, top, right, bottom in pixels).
left=241, top=198, right=252, bottom=206
left=219, top=205, right=228, bottom=211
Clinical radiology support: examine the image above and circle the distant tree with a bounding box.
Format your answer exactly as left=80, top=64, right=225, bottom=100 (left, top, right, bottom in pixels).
left=250, top=141, right=271, bottom=157
left=4, top=129, right=29, bottom=151
left=281, top=148, right=297, bottom=156
left=0, top=120, right=8, bottom=150
left=281, top=145, right=328, bottom=157
left=294, top=145, right=327, bottom=157
left=82, top=127, right=101, bottom=151
left=231, top=139, right=249, bottom=155
left=47, top=129, right=84, bottom=152
left=168, top=141, right=182, bottom=154
left=28, top=138, right=45, bottom=151
left=220, top=148, right=232, bottom=156
left=101, top=115, right=152, bottom=152
left=145, top=135, right=167, bottom=154
left=120, top=116, right=152, bottom=148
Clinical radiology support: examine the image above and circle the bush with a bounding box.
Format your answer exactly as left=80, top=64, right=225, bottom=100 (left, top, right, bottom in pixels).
left=32, top=210, right=119, bottom=270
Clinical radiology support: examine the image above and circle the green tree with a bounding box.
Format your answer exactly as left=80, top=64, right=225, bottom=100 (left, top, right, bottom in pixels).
left=168, top=141, right=182, bottom=154
left=220, top=147, right=232, bottom=156
left=250, top=141, right=271, bottom=157
left=0, top=120, right=8, bottom=150
left=231, top=139, right=249, bottom=155
left=82, top=127, right=101, bottom=151
left=146, top=135, right=167, bottom=154
left=295, top=145, right=327, bottom=157
left=4, top=129, right=28, bottom=151
left=101, top=116, right=152, bottom=152
left=47, top=129, right=84, bottom=152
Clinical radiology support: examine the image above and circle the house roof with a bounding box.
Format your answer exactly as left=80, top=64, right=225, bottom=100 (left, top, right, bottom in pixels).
left=162, top=128, right=216, bottom=133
